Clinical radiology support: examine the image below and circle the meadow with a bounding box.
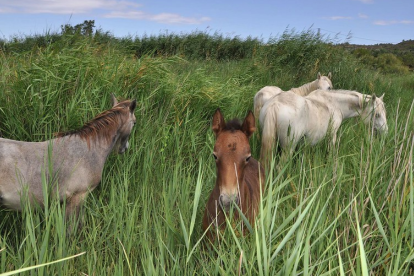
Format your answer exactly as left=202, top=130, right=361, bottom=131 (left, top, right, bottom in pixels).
left=0, top=29, right=414, bottom=275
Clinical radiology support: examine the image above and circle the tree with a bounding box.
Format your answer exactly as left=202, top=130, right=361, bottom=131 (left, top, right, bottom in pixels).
left=61, top=20, right=95, bottom=37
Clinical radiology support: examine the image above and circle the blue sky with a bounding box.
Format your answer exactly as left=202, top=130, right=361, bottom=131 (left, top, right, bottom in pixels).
left=0, top=0, right=413, bottom=45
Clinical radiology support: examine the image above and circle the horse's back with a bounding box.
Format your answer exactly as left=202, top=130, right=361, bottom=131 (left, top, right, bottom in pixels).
left=254, top=86, right=284, bottom=118
left=261, top=91, right=307, bottom=125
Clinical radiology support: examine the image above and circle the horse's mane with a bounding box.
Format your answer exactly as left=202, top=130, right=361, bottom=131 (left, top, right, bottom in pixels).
left=224, top=119, right=243, bottom=132
left=56, top=100, right=132, bottom=145
left=290, top=79, right=318, bottom=96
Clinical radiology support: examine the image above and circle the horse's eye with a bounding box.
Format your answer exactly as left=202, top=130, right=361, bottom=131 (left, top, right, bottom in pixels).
left=213, top=153, right=218, bottom=160
left=245, top=156, right=251, bottom=162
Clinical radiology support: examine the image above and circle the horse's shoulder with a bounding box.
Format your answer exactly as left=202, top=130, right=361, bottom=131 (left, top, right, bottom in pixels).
left=245, top=158, right=265, bottom=185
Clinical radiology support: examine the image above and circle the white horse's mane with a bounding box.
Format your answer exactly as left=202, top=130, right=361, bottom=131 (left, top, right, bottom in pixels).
left=290, top=80, right=319, bottom=96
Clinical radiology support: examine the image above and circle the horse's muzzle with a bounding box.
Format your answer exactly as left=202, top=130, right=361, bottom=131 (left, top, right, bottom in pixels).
left=219, top=194, right=240, bottom=212
left=118, top=141, right=129, bottom=154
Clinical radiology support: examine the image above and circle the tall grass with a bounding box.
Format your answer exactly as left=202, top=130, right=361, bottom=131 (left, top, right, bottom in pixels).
left=1, top=30, right=414, bottom=275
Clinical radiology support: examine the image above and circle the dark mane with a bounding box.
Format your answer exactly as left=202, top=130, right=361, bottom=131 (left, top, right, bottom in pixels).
left=224, top=119, right=243, bottom=132
left=55, top=100, right=132, bottom=145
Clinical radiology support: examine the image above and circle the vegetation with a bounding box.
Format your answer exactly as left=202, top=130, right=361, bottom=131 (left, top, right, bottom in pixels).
left=0, top=23, right=413, bottom=275
left=341, top=39, right=414, bottom=72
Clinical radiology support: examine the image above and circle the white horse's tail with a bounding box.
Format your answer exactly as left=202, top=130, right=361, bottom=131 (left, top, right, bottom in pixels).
left=260, top=105, right=278, bottom=168
left=253, top=90, right=266, bottom=119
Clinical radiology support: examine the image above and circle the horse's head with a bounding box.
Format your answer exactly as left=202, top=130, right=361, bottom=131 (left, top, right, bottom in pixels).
left=111, top=94, right=137, bottom=154
left=211, top=108, right=255, bottom=212
left=317, top=72, right=333, bottom=91
left=362, top=94, right=388, bottom=134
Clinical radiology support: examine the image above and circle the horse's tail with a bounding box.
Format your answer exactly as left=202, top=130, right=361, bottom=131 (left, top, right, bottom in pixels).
left=259, top=103, right=278, bottom=169
left=253, top=89, right=265, bottom=120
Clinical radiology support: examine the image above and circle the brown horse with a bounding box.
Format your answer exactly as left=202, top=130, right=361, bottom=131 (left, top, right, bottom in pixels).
left=202, top=108, right=265, bottom=243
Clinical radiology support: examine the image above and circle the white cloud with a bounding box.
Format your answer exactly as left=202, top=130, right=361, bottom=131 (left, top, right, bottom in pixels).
left=0, top=0, right=210, bottom=25
left=358, top=13, right=368, bottom=19
left=374, top=20, right=414, bottom=26
left=104, top=11, right=211, bottom=24
left=0, top=0, right=141, bottom=14
left=356, top=0, right=374, bottom=3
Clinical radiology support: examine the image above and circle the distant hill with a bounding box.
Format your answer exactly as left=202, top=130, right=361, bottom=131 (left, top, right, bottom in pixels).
left=338, top=39, right=414, bottom=52
left=338, top=40, right=414, bottom=72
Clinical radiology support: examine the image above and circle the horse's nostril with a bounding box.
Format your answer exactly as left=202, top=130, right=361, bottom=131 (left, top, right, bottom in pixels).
left=219, top=194, right=240, bottom=211
left=235, top=196, right=240, bottom=205
left=219, top=194, right=224, bottom=206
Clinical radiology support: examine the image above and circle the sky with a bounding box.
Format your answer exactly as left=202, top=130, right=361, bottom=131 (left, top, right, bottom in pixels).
left=0, top=0, right=413, bottom=45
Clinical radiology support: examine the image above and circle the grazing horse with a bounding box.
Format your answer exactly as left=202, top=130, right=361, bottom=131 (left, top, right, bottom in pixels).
left=253, top=72, right=333, bottom=119
left=202, top=109, right=265, bottom=243
left=259, top=89, right=388, bottom=167
left=0, top=94, right=136, bottom=229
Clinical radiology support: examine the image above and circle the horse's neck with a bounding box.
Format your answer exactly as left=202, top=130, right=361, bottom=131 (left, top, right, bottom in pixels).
left=56, top=128, right=119, bottom=166
left=291, top=80, right=317, bottom=96
left=328, top=92, right=363, bottom=119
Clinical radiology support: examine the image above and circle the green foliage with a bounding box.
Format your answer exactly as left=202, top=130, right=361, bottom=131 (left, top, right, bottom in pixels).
left=376, top=53, right=410, bottom=74
left=348, top=40, right=414, bottom=73
left=1, top=27, right=414, bottom=275
left=352, top=48, right=410, bottom=74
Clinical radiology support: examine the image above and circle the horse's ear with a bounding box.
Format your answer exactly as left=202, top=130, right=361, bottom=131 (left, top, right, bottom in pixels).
left=242, top=111, right=256, bottom=138
left=111, top=93, right=118, bottom=106
left=212, top=108, right=225, bottom=137
left=328, top=72, right=332, bottom=79
left=379, top=93, right=385, bottom=100
left=130, top=99, right=137, bottom=113
left=372, top=94, right=377, bottom=101
left=317, top=72, right=321, bottom=79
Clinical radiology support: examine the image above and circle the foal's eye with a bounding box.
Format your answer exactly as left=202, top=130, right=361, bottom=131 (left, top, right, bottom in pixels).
left=213, top=153, right=218, bottom=160
left=245, top=156, right=251, bottom=162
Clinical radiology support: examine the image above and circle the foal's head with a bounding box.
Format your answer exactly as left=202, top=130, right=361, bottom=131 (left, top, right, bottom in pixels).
left=317, top=72, right=333, bottom=91
left=111, top=94, right=137, bottom=153
left=212, top=109, right=255, bottom=212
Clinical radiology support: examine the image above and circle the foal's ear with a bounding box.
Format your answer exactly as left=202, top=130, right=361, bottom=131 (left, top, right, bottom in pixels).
left=111, top=93, right=119, bottom=106
left=242, top=111, right=256, bottom=138
left=212, top=108, right=225, bottom=137
left=328, top=72, right=332, bottom=79
left=317, top=72, right=321, bottom=79
left=130, top=99, right=137, bottom=113
left=379, top=93, right=385, bottom=100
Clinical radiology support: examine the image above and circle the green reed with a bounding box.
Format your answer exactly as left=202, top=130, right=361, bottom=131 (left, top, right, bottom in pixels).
left=0, top=31, right=413, bottom=275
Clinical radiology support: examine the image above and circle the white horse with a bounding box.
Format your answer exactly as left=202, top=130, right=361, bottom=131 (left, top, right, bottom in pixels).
left=259, top=89, right=388, bottom=167
left=253, top=72, right=332, bottom=119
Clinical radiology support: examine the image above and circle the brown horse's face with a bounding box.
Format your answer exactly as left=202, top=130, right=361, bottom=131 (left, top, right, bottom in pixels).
left=212, top=109, right=255, bottom=212
left=112, top=95, right=137, bottom=154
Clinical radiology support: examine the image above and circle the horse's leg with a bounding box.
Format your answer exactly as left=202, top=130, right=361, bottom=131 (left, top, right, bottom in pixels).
left=329, top=119, right=342, bottom=150
left=65, top=191, right=88, bottom=234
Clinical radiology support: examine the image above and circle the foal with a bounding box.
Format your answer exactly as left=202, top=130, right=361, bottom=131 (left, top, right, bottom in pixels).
left=202, top=109, right=265, bottom=243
